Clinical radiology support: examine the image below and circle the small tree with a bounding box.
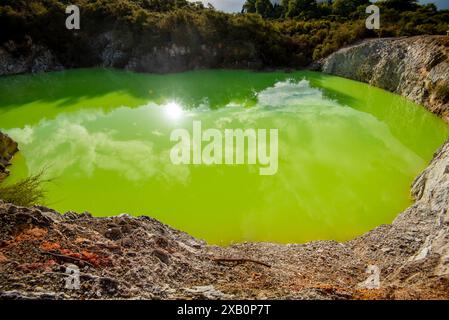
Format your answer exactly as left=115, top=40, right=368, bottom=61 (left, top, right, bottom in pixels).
left=243, top=0, right=257, bottom=13
left=332, top=0, right=371, bottom=18
left=378, top=0, right=419, bottom=11
left=256, top=0, right=274, bottom=17
left=285, top=0, right=318, bottom=19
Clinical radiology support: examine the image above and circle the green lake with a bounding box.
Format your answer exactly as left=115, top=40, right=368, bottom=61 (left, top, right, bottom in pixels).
left=0, top=69, right=447, bottom=244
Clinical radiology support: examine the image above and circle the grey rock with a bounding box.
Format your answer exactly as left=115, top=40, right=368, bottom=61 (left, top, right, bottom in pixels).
left=184, top=285, right=230, bottom=300
left=322, top=36, right=449, bottom=121
left=105, top=227, right=123, bottom=240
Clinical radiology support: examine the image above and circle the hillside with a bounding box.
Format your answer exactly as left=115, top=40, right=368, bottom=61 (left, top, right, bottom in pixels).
left=0, top=0, right=448, bottom=75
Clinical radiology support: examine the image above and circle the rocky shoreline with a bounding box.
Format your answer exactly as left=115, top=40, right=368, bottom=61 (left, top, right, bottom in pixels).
left=1, top=35, right=449, bottom=299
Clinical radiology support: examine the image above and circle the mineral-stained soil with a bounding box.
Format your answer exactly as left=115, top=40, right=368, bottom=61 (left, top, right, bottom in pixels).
left=0, top=139, right=448, bottom=300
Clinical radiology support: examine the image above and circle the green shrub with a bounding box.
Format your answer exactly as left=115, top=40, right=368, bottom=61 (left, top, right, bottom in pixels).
left=0, top=173, right=46, bottom=207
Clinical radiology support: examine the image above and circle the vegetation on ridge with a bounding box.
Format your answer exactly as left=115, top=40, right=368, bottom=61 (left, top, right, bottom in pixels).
left=0, top=0, right=447, bottom=68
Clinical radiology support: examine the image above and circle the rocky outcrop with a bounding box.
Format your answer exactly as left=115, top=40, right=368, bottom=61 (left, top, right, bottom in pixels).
left=93, top=31, right=262, bottom=73
left=322, top=36, right=449, bottom=122
left=0, top=32, right=262, bottom=76
left=0, top=37, right=63, bottom=76
left=0, top=132, right=18, bottom=182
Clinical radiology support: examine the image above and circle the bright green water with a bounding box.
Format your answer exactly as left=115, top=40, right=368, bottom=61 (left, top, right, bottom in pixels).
left=0, top=69, right=447, bottom=244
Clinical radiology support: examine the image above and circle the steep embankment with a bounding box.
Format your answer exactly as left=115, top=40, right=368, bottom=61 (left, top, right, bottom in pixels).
left=0, top=39, right=63, bottom=76
left=0, top=34, right=263, bottom=76
left=322, top=36, right=449, bottom=121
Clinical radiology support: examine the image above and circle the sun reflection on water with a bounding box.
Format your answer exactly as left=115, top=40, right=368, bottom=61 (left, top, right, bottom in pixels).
left=164, top=102, right=184, bottom=120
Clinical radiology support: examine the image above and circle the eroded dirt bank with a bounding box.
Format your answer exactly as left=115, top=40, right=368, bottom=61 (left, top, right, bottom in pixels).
left=0, top=138, right=448, bottom=299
